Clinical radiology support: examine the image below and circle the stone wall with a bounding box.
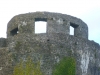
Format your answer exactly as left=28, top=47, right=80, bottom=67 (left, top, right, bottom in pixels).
left=0, top=47, right=12, bottom=75
left=7, top=32, right=100, bottom=75
left=0, top=38, right=6, bottom=47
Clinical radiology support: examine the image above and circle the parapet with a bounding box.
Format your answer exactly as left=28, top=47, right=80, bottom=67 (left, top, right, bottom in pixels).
left=7, top=12, right=88, bottom=39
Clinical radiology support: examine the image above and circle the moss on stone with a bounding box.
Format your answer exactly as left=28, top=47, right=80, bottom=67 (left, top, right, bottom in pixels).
left=14, top=41, right=21, bottom=50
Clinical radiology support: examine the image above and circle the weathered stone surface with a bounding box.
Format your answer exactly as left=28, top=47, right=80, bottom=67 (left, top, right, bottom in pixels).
left=0, top=12, right=100, bottom=75
left=0, top=38, right=6, bottom=47
left=0, top=48, right=12, bottom=75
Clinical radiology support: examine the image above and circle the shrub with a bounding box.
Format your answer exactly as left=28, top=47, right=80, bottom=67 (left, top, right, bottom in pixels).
left=53, top=57, right=76, bottom=75
left=13, top=58, right=42, bottom=75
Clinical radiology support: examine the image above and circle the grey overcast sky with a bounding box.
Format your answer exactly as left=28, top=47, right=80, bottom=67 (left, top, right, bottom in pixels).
left=0, top=0, right=100, bottom=44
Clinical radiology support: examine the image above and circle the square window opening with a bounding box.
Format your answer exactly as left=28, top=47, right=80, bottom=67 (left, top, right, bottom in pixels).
left=35, top=21, right=47, bottom=34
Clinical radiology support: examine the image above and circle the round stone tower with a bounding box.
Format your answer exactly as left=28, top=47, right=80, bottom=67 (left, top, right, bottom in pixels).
left=6, top=12, right=100, bottom=75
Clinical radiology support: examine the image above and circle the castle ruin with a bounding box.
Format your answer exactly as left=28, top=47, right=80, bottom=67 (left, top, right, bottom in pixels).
left=0, top=12, right=100, bottom=75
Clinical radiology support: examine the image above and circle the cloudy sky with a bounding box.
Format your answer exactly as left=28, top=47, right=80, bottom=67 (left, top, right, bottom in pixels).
left=0, top=0, right=100, bottom=44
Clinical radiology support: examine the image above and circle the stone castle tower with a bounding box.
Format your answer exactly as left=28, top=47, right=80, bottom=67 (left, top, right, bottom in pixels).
left=0, top=12, right=100, bottom=75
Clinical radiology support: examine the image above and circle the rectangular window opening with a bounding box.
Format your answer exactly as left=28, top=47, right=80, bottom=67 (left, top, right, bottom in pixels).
left=70, top=23, right=79, bottom=35
left=35, top=18, right=47, bottom=34
left=10, top=27, right=18, bottom=36
left=70, top=26, right=74, bottom=35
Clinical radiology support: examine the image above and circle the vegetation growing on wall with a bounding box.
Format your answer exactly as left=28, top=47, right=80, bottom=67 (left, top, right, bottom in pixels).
left=14, top=41, right=21, bottom=50
left=13, top=58, right=42, bottom=75
left=53, top=57, right=76, bottom=75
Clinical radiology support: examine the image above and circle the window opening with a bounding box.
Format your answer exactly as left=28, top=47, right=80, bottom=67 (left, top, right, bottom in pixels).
left=10, top=27, right=18, bottom=36
left=70, top=26, right=74, bottom=35
left=35, top=18, right=47, bottom=34
left=70, top=23, right=79, bottom=35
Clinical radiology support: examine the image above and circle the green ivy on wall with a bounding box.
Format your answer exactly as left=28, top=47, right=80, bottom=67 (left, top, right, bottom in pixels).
left=13, top=58, right=42, bottom=75
left=53, top=57, right=76, bottom=75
